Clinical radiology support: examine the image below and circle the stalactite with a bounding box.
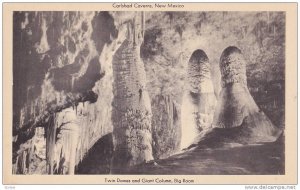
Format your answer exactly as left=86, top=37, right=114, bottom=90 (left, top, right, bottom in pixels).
left=46, top=114, right=56, bottom=174
left=13, top=11, right=138, bottom=175
left=45, top=108, right=79, bottom=175
left=151, top=95, right=181, bottom=159
left=12, top=126, right=47, bottom=174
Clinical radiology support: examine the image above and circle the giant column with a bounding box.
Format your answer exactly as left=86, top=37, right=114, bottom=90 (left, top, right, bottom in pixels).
left=111, top=12, right=153, bottom=172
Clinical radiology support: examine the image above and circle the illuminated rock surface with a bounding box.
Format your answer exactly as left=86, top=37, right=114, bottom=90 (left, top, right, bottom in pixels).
left=111, top=12, right=154, bottom=172
left=12, top=12, right=285, bottom=175
left=181, top=50, right=216, bottom=149
left=211, top=46, right=282, bottom=144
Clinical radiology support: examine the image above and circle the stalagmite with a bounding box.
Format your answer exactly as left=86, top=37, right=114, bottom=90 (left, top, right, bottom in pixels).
left=212, top=46, right=281, bottom=143
left=111, top=12, right=153, bottom=172
left=181, top=50, right=216, bottom=149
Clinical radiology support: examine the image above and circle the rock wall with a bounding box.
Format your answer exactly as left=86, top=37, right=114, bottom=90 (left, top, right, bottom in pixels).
left=151, top=95, right=181, bottom=159
left=13, top=11, right=118, bottom=174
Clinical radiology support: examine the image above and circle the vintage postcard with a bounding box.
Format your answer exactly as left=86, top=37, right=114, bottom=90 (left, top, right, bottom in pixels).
left=2, top=2, right=297, bottom=185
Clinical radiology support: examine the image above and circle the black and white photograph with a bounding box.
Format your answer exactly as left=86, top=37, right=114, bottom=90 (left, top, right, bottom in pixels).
left=3, top=3, right=297, bottom=186
left=11, top=10, right=286, bottom=175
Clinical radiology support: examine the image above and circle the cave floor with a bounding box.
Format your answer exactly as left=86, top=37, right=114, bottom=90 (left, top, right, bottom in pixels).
left=76, top=133, right=284, bottom=175
left=127, top=139, right=284, bottom=175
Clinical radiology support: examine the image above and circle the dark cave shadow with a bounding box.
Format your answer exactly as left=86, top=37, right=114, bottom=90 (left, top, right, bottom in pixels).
left=75, top=133, right=113, bottom=174
left=51, top=56, right=104, bottom=93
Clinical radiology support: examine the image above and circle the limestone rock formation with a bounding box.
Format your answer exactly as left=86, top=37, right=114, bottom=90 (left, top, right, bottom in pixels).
left=46, top=107, right=79, bottom=174
left=11, top=11, right=285, bottom=175
left=181, top=50, right=216, bottom=149
left=151, top=95, right=181, bottom=159
left=12, top=127, right=47, bottom=174
left=111, top=12, right=153, bottom=172
left=211, top=46, right=281, bottom=144
left=12, top=11, right=118, bottom=174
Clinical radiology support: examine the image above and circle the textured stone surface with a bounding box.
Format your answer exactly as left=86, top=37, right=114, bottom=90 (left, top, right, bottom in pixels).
left=12, top=11, right=118, bottom=174
left=111, top=13, right=153, bottom=171
left=151, top=95, right=181, bottom=159
left=212, top=46, right=281, bottom=143
left=181, top=50, right=216, bottom=149
left=46, top=107, right=79, bottom=174
left=12, top=11, right=285, bottom=175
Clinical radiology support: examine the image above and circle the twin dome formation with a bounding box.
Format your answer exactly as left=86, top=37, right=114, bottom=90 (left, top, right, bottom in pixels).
left=181, top=46, right=281, bottom=149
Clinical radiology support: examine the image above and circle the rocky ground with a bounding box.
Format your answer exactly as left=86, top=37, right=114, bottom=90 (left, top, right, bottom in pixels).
left=75, top=133, right=284, bottom=175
